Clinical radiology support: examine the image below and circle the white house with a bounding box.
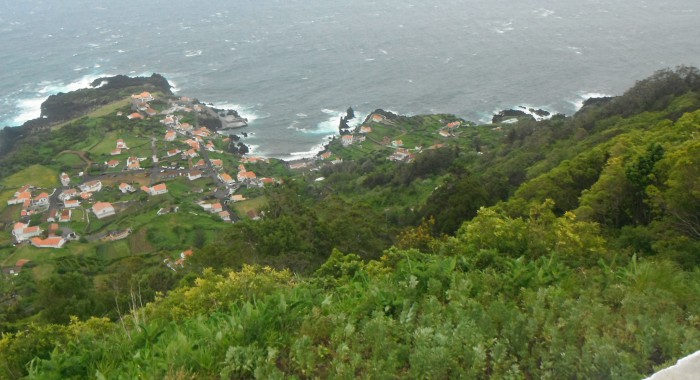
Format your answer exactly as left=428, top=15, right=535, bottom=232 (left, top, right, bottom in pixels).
left=64, top=199, right=81, bottom=209
left=30, top=237, right=66, bottom=249
left=92, top=202, right=116, bottom=219
left=188, top=170, right=203, bottom=181
left=141, top=183, right=168, bottom=196
left=79, top=180, right=102, bottom=193
left=12, top=223, right=43, bottom=242
left=58, top=189, right=78, bottom=201
left=60, top=172, right=70, bottom=187
left=33, top=193, right=50, bottom=207
left=119, top=183, right=135, bottom=193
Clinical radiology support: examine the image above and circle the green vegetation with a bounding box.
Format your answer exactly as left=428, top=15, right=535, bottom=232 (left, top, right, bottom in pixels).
left=1, top=67, right=700, bottom=378
left=0, top=165, right=59, bottom=189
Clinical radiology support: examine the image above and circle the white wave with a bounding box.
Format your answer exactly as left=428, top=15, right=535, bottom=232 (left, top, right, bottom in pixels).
left=9, top=97, right=45, bottom=125
left=211, top=102, right=267, bottom=123
left=168, top=79, right=180, bottom=94
left=569, top=92, right=612, bottom=111
left=296, top=109, right=368, bottom=136
left=480, top=104, right=557, bottom=124
left=3, top=73, right=110, bottom=126
left=272, top=141, right=330, bottom=161
left=245, top=144, right=261, bottom=155
left=535, top=8, right=555, bottom=18
left=296, top=113, right=308, bottom=118
left=185, top=50, right=202, bottom=57
left=365, top=58, right=376, bottom=62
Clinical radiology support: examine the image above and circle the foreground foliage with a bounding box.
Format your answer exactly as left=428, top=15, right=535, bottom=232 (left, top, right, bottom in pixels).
left=2, top=203, right=699, bottom=379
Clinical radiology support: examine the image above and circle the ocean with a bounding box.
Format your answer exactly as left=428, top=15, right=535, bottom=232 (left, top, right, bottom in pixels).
left=2, top=0, right=699, bottom=159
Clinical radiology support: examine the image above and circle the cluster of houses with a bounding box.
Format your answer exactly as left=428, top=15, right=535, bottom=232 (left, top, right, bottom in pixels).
left=6, top=185, right=50, bottom=218
left=164, top=249, right=194, bottom=271
left=325, top=117, right=464, bottom=164
left=105, top=137, right=147, bottom=171
left=126, top=91, right=156, bottom=120
left=6, top=172, right=174, bottom=248
left=196, top=200, right=231, bottom=222
left=11, top=217, right=78, bottom=249
left=438, top=121, right=461, bottom=138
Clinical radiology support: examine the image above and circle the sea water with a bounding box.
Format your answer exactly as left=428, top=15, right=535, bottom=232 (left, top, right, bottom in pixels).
left=1, top=0, right=699, bottom=159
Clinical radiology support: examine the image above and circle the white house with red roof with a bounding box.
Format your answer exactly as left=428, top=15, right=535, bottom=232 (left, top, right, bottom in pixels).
left=59, top=209, right=72, bottom=223
left=12, top=223, right=43, bottom=242
left=161, top=115, right=177, bottom=127
left=92, top=202, right=116, bottom=219
left=371, top=114, right=385, bottom=123
left=219, top=210, right=231, bottom=222
left=166, top=149, right=181, bottom=158
left=127, top=112, right=144, bottom=120
left=119, top=183, right=135, bottom=193
left=131, top=91, right=154, bottom=104
left=126, top=156, right=141, bottom=170
left=64, top=199, right=81, bottom=209
left=164, top=131, right=177, bottom=142
left=116, top=139, right=129, bottom=150
left=210, top=159, right=223, bottom=168
left=79, top=180, right=102, bottom=193
left=237, top=171, right=257, bottom=182
left=187, top=170, right=203, bottom=181
left=30, top=237, right=66, bottom=249
left=341, top=135, right=354, bottom=147
left=33, top=193, right=50, bottom=207
left=446, top=121, right=461, bottom=129
left=141, top=183, right=168, bottom=196
left=58, top=189, right=79, bottom=202
left=184, top=139, right=201, bottom=151
left=218, top=173, right=235, bottom=185
left=105, top=160, right=120, bottom=168
left=7, top=191, right=32, bottom=205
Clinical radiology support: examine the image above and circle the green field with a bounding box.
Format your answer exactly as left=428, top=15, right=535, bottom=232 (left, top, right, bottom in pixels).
left=0, top=165, right=59, bottom=189
left=53, top=152, right=86, bottom=169
left=89, top=132, right=150, bottom=156
left=232, top=196, right=267, bottom=218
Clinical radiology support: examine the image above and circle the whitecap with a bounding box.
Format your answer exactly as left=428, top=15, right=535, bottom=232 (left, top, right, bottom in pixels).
left=535, top=8, right=555, bottom=18
left=10, top=97, right=45, bottom=125
left=296, top=113, right=308, bottom=118
left=273, top=141, right=331, bottom=161
left=211, top=102, right=267, bottom=123
left=185, top=50, right=203, bottom=57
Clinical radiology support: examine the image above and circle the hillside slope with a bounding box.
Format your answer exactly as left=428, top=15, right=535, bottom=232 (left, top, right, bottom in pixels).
left=1, top=67, right=699, bottom=379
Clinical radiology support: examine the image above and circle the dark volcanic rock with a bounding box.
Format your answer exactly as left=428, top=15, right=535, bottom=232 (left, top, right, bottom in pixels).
left=492, top=109, right=535, bottom=124
left=41, top=73, right=173, bottom=123
left=578, top=96, right=615, bottom=113
left=530, top=108, right=551, bottom=118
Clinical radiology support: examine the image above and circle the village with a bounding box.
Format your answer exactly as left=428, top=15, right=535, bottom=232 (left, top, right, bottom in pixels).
left=2, top=90, right=473, bottom=275
left=3, top=91, right=289, bottom=271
